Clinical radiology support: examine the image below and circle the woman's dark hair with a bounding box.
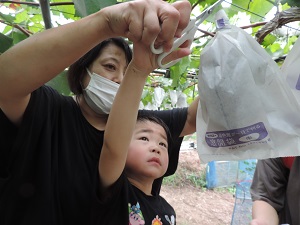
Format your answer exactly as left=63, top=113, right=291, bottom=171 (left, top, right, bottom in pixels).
left=136, top=113, right=172, bottom=153
left=67, top=37, right=132, bottom=95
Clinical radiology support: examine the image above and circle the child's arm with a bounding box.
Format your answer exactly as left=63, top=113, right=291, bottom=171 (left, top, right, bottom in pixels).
left=98, top=40, right=191, bottom=189
left=98, top=60, right=148, bottom=188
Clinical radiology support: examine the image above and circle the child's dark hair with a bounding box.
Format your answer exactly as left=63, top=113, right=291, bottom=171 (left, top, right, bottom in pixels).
left=137, top=113, right=172, bottom=151
left=67, top=37, right=132, bottom=95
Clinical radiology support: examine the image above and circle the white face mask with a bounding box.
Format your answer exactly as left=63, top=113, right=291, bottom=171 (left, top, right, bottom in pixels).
left=83, top=68, right=120, bottom=115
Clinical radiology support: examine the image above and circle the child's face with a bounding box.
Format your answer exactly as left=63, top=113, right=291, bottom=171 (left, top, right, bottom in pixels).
left=126, top=120, right=169, bottom=179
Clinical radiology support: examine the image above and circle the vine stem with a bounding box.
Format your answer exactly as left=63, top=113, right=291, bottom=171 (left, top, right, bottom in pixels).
left=0, top=1, right=73, bottom=7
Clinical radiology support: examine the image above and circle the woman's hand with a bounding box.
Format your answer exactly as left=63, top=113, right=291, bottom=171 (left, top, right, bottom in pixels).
left=102, top=0, right=191, bottom=53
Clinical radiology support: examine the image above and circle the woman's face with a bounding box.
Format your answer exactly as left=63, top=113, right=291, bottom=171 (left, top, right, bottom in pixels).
left=83, top=43, right=128, bottom=88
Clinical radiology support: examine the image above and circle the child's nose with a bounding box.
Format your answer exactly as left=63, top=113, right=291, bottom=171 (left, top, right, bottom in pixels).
left=150, top=147, right=160, bottom=154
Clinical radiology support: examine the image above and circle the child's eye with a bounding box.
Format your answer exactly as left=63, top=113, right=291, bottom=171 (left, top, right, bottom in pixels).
left=159, top=142, right=168, bottom=148
left=140, top=137, right=148, bottom=141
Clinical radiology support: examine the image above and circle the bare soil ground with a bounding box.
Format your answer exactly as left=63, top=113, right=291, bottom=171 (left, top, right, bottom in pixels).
left=160, top=150, right=235, bottom=225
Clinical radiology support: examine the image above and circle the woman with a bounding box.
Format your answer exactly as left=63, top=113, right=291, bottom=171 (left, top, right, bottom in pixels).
left=0, top=0, right=196, bottom=224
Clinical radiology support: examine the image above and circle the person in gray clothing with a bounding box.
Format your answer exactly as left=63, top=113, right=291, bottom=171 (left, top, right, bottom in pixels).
left=250, top=157, right=300, bottom=225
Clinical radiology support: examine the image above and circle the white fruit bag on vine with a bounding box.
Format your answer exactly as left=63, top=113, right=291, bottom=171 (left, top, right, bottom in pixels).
left=154, top=87, right=165, bottom=109
left=281, top=36, right=300, bottom=105
left=196, top=10, right=300, bottom=163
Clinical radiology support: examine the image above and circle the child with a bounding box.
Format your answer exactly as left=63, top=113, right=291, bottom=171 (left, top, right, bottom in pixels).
left=100, top=113, right=175, bottom=224
left=91, top=36, right=189, bottom=225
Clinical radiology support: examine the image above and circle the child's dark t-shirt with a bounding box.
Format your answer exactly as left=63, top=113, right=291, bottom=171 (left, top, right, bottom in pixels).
left=92, top=173, right=176, bottom=225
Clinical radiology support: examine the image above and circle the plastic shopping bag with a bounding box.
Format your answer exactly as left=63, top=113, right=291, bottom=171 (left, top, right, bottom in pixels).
left=281, top=36, right=300, bottom=104
left=196, top=10, right=300, bottom=163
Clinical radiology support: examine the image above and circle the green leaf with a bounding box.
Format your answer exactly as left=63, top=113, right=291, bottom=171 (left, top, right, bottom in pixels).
left=283, top=35, right=298, bottom=54
left=0, top=33, right=13, bottom=53
left=283, top=42, right=290, bottom=55
left=2, top=25, right=12, bottom=35
left=30, top=14, right=43, bottom=24
left=198, top=0, right=217, bottom=8
left=189, top=55, right=200, bottom=69
left=265, top=42, right=284, bottom=58
left=248, top=0, right=274, bottom=22
left=169, top=56, right=189, bottom=88
left=232, top=0, right=250, bottom=10
left=47, top=71, right=72, bottom=96
left=281, top=0, right=300, bottom=7
left=52, top=0, right=77, bottom=20
left=261, top=34, right=276, bottom=47
left=232, top=0, right=274, bottom=22
left=282, top=3, right=291, bottom=10
left=11, top=30, right=28, bottom=45
left=73, top=0, right=117, bottom=17
left=0, top=12, right=15, bottom=24
left=269, top=43, right=281, bottom=53
left=14, top=10, right=30, bottom=24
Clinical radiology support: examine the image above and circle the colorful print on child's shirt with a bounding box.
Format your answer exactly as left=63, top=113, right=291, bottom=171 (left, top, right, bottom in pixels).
left=151, top=215, right=163, bottom=225
left=128, top=202, right=145, bottom=225
left=165, top=215, right=175, bottom=225
left=128, top=202, right=175, bottom=225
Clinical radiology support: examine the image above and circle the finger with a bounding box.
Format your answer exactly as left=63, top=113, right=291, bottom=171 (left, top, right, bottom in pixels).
left=172, top=1, right=192, bottom=37
left=123, top=2, right=144, bottom=42
left=141, top=8, right=161, bottom=45
left=157, top=3, right=180, bottom=52
left=126, top=20, right=143, bottom=42
left=179, top=39, right=191, bottom=49
left=160, top=47, right=191, bottom=66
left=153, top=28, right=191, bottom=52
left=124, top=1, right=162, bottom=45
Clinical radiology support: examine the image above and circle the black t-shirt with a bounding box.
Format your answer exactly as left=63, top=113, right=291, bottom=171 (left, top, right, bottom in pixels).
left=92, top=173, right=176, bottom=225
left=0, top=85, right=187, bottom=225
left=251, top=157, right=300, bottom=225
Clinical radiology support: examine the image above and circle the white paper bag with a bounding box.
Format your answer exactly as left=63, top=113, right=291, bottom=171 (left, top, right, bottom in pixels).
left=197, top=15, right=300, bottom=163
left=281, top=36, right=300, bottom=105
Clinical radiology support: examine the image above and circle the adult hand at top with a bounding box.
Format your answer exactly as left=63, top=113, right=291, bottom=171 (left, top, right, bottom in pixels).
left=102, top=0, right=191, bottom=53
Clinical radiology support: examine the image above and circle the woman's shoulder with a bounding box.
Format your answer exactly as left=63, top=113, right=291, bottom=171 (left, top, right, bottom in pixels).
left=32, top=85, right=74, bottom=105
